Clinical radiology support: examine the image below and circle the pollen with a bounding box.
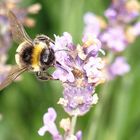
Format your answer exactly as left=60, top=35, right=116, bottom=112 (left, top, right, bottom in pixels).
left=83, top=35, right=101, bottom=49
left=74, top=96, right=84, bottom=105
left=72, top=68, right=83, bottom=78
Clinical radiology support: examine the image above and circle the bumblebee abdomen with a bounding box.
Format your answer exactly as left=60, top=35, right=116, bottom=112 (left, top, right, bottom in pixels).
left=15, top=42, right=33, bottom=68
left=22, top=47, right=33, bottom=64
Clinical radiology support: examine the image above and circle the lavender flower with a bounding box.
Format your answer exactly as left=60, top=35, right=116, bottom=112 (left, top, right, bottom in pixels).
left=83, top=0, right=140, bottom=80
left=60, top=118, right=71, bottom=132
left=83, top=12, right=106, bottom=39
left=103, top=0, right=140, bottom=45
left=38, top=108, right=62, bottom=140
left=75, top=131, right=82, bottom=140
left=0, top=0, right=41, bottom=52
left=0, top=0, right=41, bottom=50
left=108, top=56, right=130, bottom=79
left=60, top=118, right=82, bottom=140
left=83, top=12, right=101, bottom=38
left=0, top=64, right=11, bottom=84
left=0, top=54, right=11, bottom=84
left=125, top=21, right=140, bottom=43
left=52, top=32, right=105, bottom=86
left=105, top=0, right=140, bottom=23
left=51, top=32, right=104, bottom=116
left=131, top=22, right=140, bottom=36
left=100, top=26, right=128, bottom=52
left=83, top=57, right=105, bottom=84
left=38, top=108, right=83, bottom=140
left=0, top=15, right=11, bottom=54
left=58, top=85, right=96, bottom=116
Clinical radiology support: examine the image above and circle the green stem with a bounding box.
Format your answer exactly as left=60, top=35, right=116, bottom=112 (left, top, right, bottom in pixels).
left=70, top=115, right=78, bottom=135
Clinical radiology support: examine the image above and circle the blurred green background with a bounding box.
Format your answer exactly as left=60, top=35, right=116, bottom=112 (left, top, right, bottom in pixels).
left=1, top=0, right=140, bottom=140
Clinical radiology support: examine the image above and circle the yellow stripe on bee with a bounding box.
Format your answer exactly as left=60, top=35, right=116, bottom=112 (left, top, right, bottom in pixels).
left=32, top=44, right=44, bottom=71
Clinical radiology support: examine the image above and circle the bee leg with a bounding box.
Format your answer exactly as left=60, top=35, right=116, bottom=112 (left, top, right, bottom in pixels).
left=35, top=71, right=53, bottom=81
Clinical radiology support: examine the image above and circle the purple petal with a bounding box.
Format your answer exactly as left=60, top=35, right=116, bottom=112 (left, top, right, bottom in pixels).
left=76, top=131, right=82, bottom=140
left=108, top=57, right=130, bottom=79
left=53, top=67, right=75, bottom=83
left=38, top=107, right=60, bottom=137
left=43, top=108, right=57, bottom=124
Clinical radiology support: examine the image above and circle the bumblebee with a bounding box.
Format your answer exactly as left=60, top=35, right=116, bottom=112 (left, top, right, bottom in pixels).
left=0, top=11, right=56, bottom=90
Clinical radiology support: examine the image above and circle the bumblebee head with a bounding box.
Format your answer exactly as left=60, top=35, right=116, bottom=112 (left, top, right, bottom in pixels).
left=39, top=47, right=55, bottom=70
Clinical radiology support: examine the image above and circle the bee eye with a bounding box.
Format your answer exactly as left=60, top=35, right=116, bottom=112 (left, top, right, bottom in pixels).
left=40, top=48, right=55, bottom=66
left=40, top=49, right=49, bottom=64
left=42, top=54, right=48, bottom=62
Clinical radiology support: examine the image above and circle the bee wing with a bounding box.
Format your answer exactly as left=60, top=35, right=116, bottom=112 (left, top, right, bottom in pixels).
left=8, top=10, right=32, bottom=44
left=0, top=65, right=27, bottom=91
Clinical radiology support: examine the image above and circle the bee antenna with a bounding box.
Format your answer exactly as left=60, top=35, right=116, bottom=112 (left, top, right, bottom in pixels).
left=54, top=49, right=70, bottom=53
